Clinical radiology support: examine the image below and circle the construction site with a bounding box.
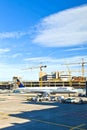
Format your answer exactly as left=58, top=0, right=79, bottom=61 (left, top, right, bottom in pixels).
left=0, top=58, right=87, bottom=89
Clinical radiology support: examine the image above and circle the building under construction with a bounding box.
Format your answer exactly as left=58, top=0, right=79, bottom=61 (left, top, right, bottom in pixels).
left=0, top=74, right=86, bottom=90
left=22, top=71, right=86, bottom=89
left=0, top=58, right=87, bottom=89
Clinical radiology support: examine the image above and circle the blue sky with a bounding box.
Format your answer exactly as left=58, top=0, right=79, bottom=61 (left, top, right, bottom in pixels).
left=0, top=0, right=87, bottom=81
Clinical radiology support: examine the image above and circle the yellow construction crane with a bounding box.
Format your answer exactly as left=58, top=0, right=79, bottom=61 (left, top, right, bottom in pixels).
left=38, top=65, right=47, bottom=87
left=61, top=60, right=72, bottom=80
left=22, top=65, right=47, bottom=87
left=23, top=65, right=47, bottom=71
left=61, top=61, right=73, bottom=86
left=63, top=58, right=87, bottom=81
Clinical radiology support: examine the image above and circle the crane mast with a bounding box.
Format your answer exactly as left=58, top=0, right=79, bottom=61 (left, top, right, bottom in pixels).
left=22, top=65, right=47, bottom=87
left=63, top=58, right=87, bottom=81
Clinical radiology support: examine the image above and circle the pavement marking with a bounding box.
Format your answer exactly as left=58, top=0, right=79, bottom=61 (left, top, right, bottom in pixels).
left=0, top=111, right=86, bottom=130
left=0, top=112, right=9, bottom=116
left=0, top=112, right=9, bottom=120
left=70, top=124, right=86, bottom=130
left=32, top=118, right=71, bottom=128
left=31, top=118, right=86, bottom=130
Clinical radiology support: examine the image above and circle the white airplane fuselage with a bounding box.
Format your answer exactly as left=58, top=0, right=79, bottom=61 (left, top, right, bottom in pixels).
left=15, top=86, right=78, bottom=94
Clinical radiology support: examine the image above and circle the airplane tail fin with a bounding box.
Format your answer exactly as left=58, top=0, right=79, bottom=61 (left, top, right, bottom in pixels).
left=16, top=79, right=25, bottom=88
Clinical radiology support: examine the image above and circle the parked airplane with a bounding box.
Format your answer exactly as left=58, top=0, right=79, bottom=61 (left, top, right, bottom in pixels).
left=13, top=79, right=78, bottom=96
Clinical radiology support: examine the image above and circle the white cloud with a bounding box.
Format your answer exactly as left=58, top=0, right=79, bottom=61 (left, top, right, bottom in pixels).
left=12, top=53, right=22, bottom=58
left=33, top=5, right=87, bottom=47
left=24, top=56, right=52, bottom=62
left=0, top=31, right=29, bottom=39
left=65, top=47, right=87, bottom=51
left=0, top=48, right=10, bottom=54
left=24, top=55, right=87, bottom=65
left=24, top=56, right=62, bottom=64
